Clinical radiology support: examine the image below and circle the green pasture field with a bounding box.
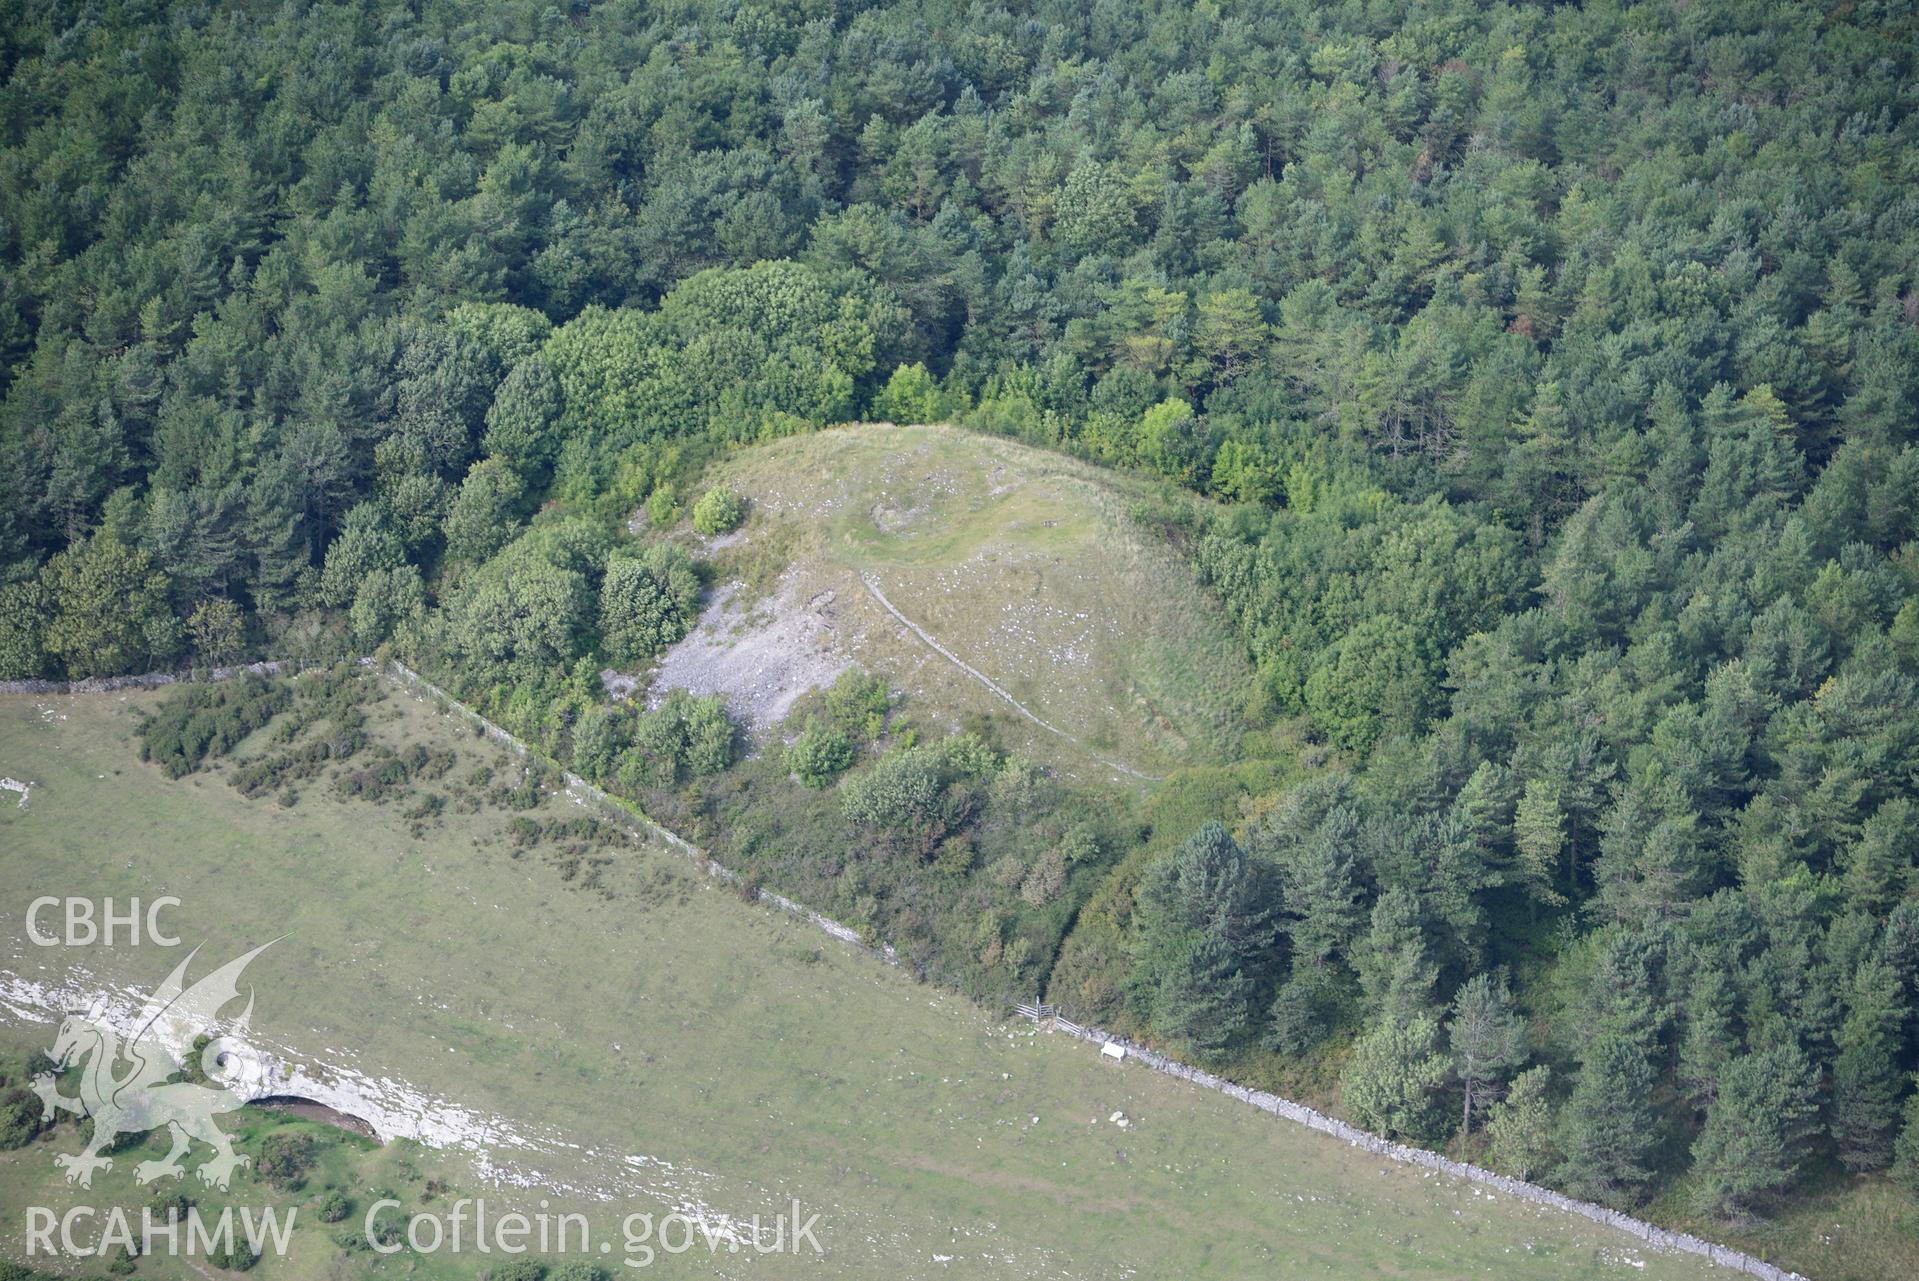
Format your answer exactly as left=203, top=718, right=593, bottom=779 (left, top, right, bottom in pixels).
left=0, top=679, right=1730, bottom=1279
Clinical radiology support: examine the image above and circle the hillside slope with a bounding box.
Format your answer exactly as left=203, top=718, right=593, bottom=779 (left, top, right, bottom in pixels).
left=0, top=683, right=1742, bottom=1281
left=643, top=423, right=1257, bottom=783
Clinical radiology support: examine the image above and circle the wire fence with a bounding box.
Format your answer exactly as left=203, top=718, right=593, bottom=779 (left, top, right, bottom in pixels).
left=0, top=659, right=290, bottom=696
left=378, top=659, right=901, bottom=967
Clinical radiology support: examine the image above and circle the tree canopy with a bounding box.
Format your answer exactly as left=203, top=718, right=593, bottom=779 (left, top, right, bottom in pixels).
left=2, top=0, right=1917, bottom=1245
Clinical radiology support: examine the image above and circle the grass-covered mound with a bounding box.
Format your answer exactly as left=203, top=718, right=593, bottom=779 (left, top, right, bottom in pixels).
left=656, top=423, right=1259, bottom=784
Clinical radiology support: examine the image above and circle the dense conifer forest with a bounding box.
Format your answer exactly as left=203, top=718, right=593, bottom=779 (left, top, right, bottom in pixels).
left=4, top=0, right=1919, bottom=1236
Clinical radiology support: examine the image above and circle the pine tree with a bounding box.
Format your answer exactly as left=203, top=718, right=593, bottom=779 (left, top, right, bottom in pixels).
left=1487, top=1066, right=1557, bottom=1180
left=1266, top=966, right=1345, bottom=1055
left=1580, top=926, right=1671, bottom=1058
left=1677, top=965, right=1739, bottom=1113
left=1356, top=887, right=1438, bottom=1024
left=1450, top=761, right=1518, bottom=868
left=1512, top=777, right=1568, bottom=910
left=1417, top=813, right=1494, bottom=965
left=1557, top=1034, right=1658, bottom=1208
left=1892, top=1082, right=1919, bottom=1200
left=1888, top=901, right=1919, bottom=1001
left=480, top=354, right=563, bottom=478
left=1448, top=973, right=1528, bottom=1137
left=1644, top=380, right=1701, bottom=509
left=1128, top=823, right=1277, bottom=1056
left=1150, top=932, right=1254, bottom=1057
left=1343, top=1014, right=1449, bottom=1143
left=1689, top=1043, right=1821, bottom=1219
left=1279, top=808, right=1365, bottom=974
left=1592, top=774, right=1707, bottom=926
left=1843, top=799, right=1915, bottom=917
left=1831, top=959, right=1909, bottom=1171
left=1136, top=822, right=1277, bottom=951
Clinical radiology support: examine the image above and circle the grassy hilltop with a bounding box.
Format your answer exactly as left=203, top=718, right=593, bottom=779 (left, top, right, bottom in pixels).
left=650, top=423, right=1258, bottom=783
left=2, top=0, right=1917, bottom=1273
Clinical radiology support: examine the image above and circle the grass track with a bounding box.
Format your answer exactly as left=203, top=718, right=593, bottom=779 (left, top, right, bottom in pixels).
left=694, top=423, right=1259, bottom=782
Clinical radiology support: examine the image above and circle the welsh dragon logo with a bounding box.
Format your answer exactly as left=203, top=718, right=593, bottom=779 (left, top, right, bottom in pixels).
left=31, top=943, right=275, bottom=1190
